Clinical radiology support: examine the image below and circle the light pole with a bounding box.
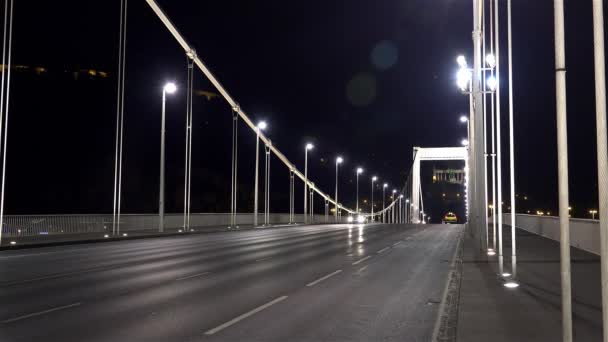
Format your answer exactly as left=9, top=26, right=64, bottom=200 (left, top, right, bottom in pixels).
left=382, top=183, right=388, bottom=223
left=356, top=167, right=363, bottom=213
left=371, top=176, right=377, bottom=222
left=399, top=195, right=403, bottom=224
left=159, top=82, right=177, bottom=233
left=253, top=121, right=267, bottom=227
left=590, top=210, right=598, bottom=220
left=304, top=143, right=314, bottom=223
left=335, top=156, right=343, bottom=222
left=406, top=199, right=410, bottom=223
left=392, top=189, right=397, bottom=223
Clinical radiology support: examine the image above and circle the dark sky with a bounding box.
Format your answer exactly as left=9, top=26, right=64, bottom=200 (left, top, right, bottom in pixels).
left=2, top=0, right=607, bottom=219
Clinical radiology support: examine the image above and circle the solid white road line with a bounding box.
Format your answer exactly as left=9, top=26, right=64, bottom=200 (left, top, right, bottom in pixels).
left=306, top=270, right=343, bottom=287
left=351, top=255, right=372, bottom=265
left=175, top=272, right=210, bottom=281
left=357, top=265, right=369, bottom=273
left=255, top=257, right=272, bottom=262
left=2, top=302, right=81, bottom=324
left=377, top=247, right=390, bottom=254
left=393, top=241, right=402, bottom=247
left=204, top=296, right=288, bottom=335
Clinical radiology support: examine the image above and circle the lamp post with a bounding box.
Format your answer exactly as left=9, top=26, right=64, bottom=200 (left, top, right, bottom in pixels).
left=335, top=156, right=343, bottom=222
left=392, top=189, right=397, bottom=223
left=371, top=176, right=377, bottom=222
left=356, top=167, right=363, bottom=213
left=159, top=82, right=177, bottom=233
left=253, top=121, right=267, bottom=227
left=406, top=199, right=410, bottom=223
left=382, top=183, right=388, bottom=223
left=304, top=143, right=314, bottom=223
left=590, top=210, right=598, bottom=220
left=399, top=195, right=404, bottom=224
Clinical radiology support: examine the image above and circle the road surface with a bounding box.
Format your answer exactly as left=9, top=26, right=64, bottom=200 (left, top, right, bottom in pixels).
left=0, top=223, right=462, bottom=341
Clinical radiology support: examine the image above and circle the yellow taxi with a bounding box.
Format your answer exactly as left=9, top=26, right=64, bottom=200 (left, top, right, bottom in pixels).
left=442, top=212, right=458, bottom=224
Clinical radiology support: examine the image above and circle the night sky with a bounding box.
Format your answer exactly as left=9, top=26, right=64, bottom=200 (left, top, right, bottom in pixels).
left=3, top=0, right=607, bottom=220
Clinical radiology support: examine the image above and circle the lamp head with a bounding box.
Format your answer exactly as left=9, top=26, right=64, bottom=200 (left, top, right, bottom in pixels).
left=164, top=82, right=177, bottom=94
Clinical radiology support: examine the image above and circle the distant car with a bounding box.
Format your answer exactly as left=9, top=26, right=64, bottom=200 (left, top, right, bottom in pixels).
left=442, top=212, right=458, bottom=224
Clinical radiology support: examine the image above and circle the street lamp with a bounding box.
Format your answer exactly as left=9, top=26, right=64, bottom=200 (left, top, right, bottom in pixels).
left=392, top=189, right=397, bottom=223
left=335, top=156, right=343, bottom=222
left=356, top=167, right=363, bottom=213
left=405, top=198, right=410, bottom=223
left=590, top=209, right=598, bottom=220
left=461, top=139, right=469, bottom=147
left=371, top=176, right=377, bottom=222
left=304, top=143, right=314, bottom=223
left=159, top=82, right=177, bottom=233
left=460, top=116, right=470, bottom=143
left=382, top=183, right=388, bottom=223
left=253, top=121, right=267, bottom=226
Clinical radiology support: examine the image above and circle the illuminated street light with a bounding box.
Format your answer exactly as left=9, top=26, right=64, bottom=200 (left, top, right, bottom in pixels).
left=159, top=82, right=178, bottom=233
left=456, top=68, right=472, bottom=91
left=303, top=143, right=314, bottom=223
left=356, top=167, right=364, bottom=213
left=461, top=139, right=470, bottom=147
left=460, top=116, right=468, bottom=123
left=371, top=176, right=378, bottom=222
left=335, top=156, right=344, bottom=222
left=382, top=183, right=388, bottom=223
left=253, top=120, right=267, bottom=226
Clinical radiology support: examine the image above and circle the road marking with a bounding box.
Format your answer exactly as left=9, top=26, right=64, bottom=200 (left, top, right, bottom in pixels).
left=306, top=270, right=343, bottom=287
left=352, top=256, right=372, bottom=265
left=204, top=296, right=288, bottom=335
left=255, top=257, right=272, bottom=262
left=393, top=241, right=402, bottom=247
left=175, top=272, right=210, bottom=281
left=2, top=302, right=81, bottom=324
left=357, top=265, right=369, bottom=273
left=377, top=247, right=390, bottom=254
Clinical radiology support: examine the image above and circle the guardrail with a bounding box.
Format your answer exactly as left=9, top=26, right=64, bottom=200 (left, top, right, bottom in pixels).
left=504, top=213, right=600, bottom=255
left=2, top=213, right=340, bottom=240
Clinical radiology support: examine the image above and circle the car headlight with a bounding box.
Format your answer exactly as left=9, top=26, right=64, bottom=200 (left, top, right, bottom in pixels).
left=347, top=216, right=354, bottom=223
left=357, top=215, right=366, bottom=223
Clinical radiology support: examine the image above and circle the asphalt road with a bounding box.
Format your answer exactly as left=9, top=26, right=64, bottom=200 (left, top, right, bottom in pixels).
left=0, top=223, right=462, bottom=342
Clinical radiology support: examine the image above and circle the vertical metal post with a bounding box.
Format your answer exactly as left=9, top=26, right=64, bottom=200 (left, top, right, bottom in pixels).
left=304, top=149, right=308, bottom=224
left=289, top=170, right=294, bottom=224
left=554, top=0, right=572, bottom=340
left=495, top=0, right=505, bottom=276
left=473, top=0, right=487, bottom=252
left=265, top=144, right=271, bottom=226
left=112, top=0, right=127, bottom=238
left=371, top=179, right=375, bottom=222
left=230, top=107, right=239, bottom=228
left=310, top=188, right=314, bottom=223
left=592, top=1, right=608, bottom=339
left=159, top=89, right=166, bottom=233
left=325, top=199, right=329, bottom=223
left=356, top=173, right=360, bottom=213
left=490, top=0, right=498, bottom=252
left=382, top=187, right=386, bottom=223
left=335, top=162, right=340, bottom=222
left=253, top=128, right=260, bottom=227
left=507, top=0, right=517, bottom=277
left=482, top=0, right=490, bottom=251
left=399, top=196, right=402, bottom=223
left=184, top=58, right=194, bottom=231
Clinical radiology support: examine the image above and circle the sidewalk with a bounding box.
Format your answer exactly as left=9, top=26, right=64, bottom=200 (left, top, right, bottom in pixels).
left=456, top=226, right=602, bottom=341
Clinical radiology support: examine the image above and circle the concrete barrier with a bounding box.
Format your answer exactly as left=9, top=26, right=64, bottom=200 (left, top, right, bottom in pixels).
left=503, top=214, right=600, bottom=255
